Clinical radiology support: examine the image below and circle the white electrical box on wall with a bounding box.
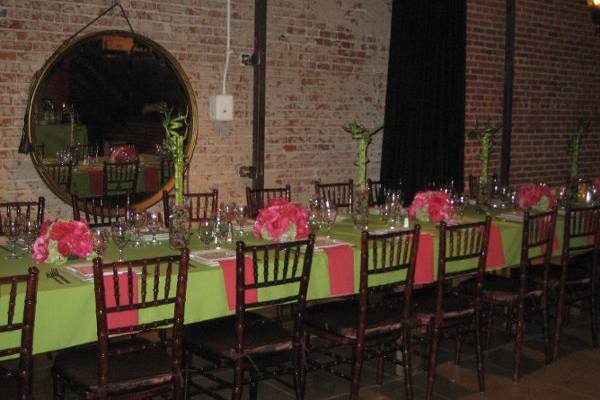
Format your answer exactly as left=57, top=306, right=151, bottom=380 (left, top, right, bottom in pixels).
left=209, top=94, right=234, bottom=121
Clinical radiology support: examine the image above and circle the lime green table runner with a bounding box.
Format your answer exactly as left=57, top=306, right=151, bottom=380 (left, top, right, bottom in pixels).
left=0, top=208, right=570, bottom=356
left=35, top=124, right=88, bottom=158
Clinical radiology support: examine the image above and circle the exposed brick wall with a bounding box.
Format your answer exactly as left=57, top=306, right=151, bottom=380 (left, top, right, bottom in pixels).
left=0, top=0, right=390, bottom=217
left=465, top=0, right=600, bottom=188
left=1, top=0, right=599, bottom=218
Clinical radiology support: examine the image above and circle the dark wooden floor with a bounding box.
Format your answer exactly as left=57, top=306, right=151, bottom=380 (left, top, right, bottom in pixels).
left=30, top=313, right=599, bottom=399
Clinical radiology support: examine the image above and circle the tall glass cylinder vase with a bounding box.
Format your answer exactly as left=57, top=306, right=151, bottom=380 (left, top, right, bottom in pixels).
left=352, top=187, right=369, bottom=231
left=477, top=176, right=491, bottom=205
left=168, top=205, right=191, bottom=250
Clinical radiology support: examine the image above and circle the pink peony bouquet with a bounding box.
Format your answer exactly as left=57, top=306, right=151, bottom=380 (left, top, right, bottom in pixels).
left=408, top=191, right=453, bottom=223
left=32, top=219, right=94, bottom=264
left=517, top=184, right=557, bottom=212
left=109, top=145, right=137, bottom=163
left=253, top=198, right=309, bottom=242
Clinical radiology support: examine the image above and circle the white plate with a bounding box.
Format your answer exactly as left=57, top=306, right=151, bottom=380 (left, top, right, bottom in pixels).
left=189, top=249, right=236, bottom=266
left=314, top=237, right=352, bottom=249
left=496, top=212, right=524, bottom=222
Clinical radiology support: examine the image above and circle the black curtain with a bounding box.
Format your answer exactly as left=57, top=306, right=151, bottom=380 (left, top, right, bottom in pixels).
left=381, top=0, right=466, bottom=202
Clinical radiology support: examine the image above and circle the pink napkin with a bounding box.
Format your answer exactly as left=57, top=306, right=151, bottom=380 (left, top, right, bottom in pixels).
left=219, top=257, right=257, bottom=310
left=144, top=166, right=160, bottom=192
left=485, top=224, right=506, bottom=269
left=88, top=169, right=103, bottom=196
left=323, top=245, right=355, bottom=296
left=414, top=233, right=434, bottom=285
left=104, top=273, right=139, bottom=330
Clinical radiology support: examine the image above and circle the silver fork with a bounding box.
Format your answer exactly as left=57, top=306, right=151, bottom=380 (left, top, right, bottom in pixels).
left=51, top=268, right=71, bottom=284
left=46, top=270, right=63, bottom=285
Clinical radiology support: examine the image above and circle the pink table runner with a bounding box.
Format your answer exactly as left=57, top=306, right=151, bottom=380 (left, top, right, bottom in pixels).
left=104, top=273, right=139, bottom=330
left=219, top=258, right=257, bottom=310
left=323, top=245, right=355, bottom=296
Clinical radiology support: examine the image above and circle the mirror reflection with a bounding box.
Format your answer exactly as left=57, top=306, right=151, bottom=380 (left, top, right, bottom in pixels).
left=27, top=30, right=196, bottom=208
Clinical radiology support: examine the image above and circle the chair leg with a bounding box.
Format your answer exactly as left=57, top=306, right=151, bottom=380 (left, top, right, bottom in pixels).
left=591, top=283, right=599, bottom=348
left=513, top=301, right=525, bottom=382
left=402, top=327, right=414, bottom=400
left=293, top=337, right=305, bottom=400
left=474, top=314, right=485, bottom=392
left=249, top=370, right=258, bottom=400
left=350, top=340, right=365, bottom=400
left=425, top=322, right=440, bottom=400
left=454, top=328, right=462, bottom=365
left=541, top=294, right=551, bottom=364
left=553, top=285, right=567, bottom=361
left=232, top=359, right=244, bottom=400
left=53, top=373, right=66, bottom=400
left=486, top=302, right=494, bottom=349
left=376, top=343, right=385, bottom=385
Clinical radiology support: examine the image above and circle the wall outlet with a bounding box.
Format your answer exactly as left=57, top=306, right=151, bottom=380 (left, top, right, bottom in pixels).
left=209, top=94, right=234, bottom=121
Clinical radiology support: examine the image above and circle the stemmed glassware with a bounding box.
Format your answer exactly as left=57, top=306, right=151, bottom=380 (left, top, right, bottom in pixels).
left=198, top=218, right=214, bottom=249
left=130, top=211, right=146, bottom=248
left=111, top=222, right=130, bottom=262
left=322, top=200, right=337, bottom=239
left=451, top=193, right=467, bottom=217
left=3, top=218, right=23, bottom=260
left=92, top=228, right=106, bottom=257
left=213, top=216, right=229, bottom=250
left=236, top=205, right=248, bottom=237
left=146, top=212, right=161, bottom=246
left=22, top=219, right=39, bottom=254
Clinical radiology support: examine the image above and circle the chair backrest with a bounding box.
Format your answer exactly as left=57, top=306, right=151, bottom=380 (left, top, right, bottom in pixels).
left=315, top=179, right=353, bottom=212
left=162, top=190, right=219, bottom=227
left=0, top=267, right=39, bottom=399
left=367, top=179, right=403, bottom=207
left=92, top=251, right=189, bottom=394
left=69, top=144, right=91, bottom=165
left=435, top=218, right=492, bottom=315
left=103, top=161, right=139, bottom=196
left=246, top=184, right=292, bottom=218
left=360, top=226, right=420, bottom=321
left=0, top=197, right=45, bottom=236
left=72, top=194, right=131, bottom=228
left=561, top=204, right=600, bottom=264
left=44, top=162, right=73, bottom=191
left=235, top=235, right=315, bottom=352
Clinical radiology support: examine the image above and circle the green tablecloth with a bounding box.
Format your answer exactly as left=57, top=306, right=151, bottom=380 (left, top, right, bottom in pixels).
left=0, top=208, right=571, bottom=356
left=35, top=124, right=88, bottom=157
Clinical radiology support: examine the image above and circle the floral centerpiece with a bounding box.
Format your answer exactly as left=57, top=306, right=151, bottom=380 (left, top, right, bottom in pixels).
left=517, top=185, right=557, bottom=212
left=253, top=198, right=309, bottom=242
left=594, top=177, right=600, bottom=189
left=408, top=191, right=453, bottom=223
left=32, top=219, right=93, bottom=264
left=109, top=145, right=137, bottom=163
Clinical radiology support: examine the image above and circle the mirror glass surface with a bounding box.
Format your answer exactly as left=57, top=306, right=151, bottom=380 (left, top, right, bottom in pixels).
left=27, top=30, right=197, bottom=209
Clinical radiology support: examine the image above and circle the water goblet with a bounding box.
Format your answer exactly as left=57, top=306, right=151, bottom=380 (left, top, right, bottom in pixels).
left=451, top=193, right=467, bottom=217
left=146, top=212, right=161, bottom=246
left=22, top=219, right=39, bottom=254
left=130, top=211, right=146, bottom=248
left=213, top=217, right=228, bottom=249
left=111, top=222, right=130, bottom=262
left=322, top=200, right=337, bottom=239
left=3, top=218, right=22, bottom=260
left=197, top=218, right=214, bottom=249
left=236, top=205, right=248, bottom=236
left=92, top=228, right=106, bottom=257
left=308, top=210, right=321, bottom=235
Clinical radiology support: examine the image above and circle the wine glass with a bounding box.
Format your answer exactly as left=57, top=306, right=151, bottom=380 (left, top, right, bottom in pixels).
left=92, top=228, right=106, bottom=257
left=213, top=217, right=228, bottom=250
left=130, top=211, right=146, bottom=248
left=3, top=218, right=22, bottom=260
left=236, top=205, right=248, bottom=236
left=451, top=193, right=467, bottom=217
left=197, top=218, right=214, bottom=249
left=322, top=200, right=337, bottom=239
left=308, top=209, right=321, bottom=235
left=22, top=219, right=39, bottom=254
left=111, top=222, right=130, bottom=262
left=146, top=212, right=161, bottom=246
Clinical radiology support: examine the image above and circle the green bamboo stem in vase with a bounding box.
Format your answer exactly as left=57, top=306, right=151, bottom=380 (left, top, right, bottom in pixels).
left=161, top=106, right=189, bottom=206
left=468, top=120, right=500, bottom=203
left=566, top=118, right=590, bottom=205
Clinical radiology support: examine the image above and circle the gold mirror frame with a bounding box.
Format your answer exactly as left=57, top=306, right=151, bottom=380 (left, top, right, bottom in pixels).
left=25, top=30, right=198, bottom=211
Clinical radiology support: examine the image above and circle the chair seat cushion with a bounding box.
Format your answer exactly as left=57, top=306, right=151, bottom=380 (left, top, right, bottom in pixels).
left=482, top=274, right=542, bottom=303
left=412, top=288, right=475, bottom=322
left=53, top=337, right=174, bottom=394
left=304, top=299, right=405, bottom=340
left=184, top=312, right=292, bottom=359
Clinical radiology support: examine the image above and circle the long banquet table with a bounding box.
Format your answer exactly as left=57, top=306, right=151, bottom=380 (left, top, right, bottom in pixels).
left=0, top=207, right=576, bottom=357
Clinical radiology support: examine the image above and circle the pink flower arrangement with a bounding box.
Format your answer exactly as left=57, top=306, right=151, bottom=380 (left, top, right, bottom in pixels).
left=594, top=177, right=600, bottom=190
left=408, top=191, right=453, bottom=223
left=32, top=219, right=93, bottom=264
left=253, top=198, right=309, bottom=242
left=109, top=145, right=137, bottom=163
left=517, top=184, right=557, bottom=212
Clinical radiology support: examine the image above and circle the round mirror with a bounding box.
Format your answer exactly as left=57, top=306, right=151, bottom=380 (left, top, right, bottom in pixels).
left=26, top=30, right=197, bottom=210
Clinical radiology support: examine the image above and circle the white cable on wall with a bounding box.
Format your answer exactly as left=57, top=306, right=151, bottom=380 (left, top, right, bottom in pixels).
left=222, top=0, right=232, bottom=95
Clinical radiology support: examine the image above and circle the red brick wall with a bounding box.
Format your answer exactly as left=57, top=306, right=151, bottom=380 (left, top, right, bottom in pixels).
left=1, top=0, right=599, bottom=217
left=465, top=0, right=600, bottom=188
